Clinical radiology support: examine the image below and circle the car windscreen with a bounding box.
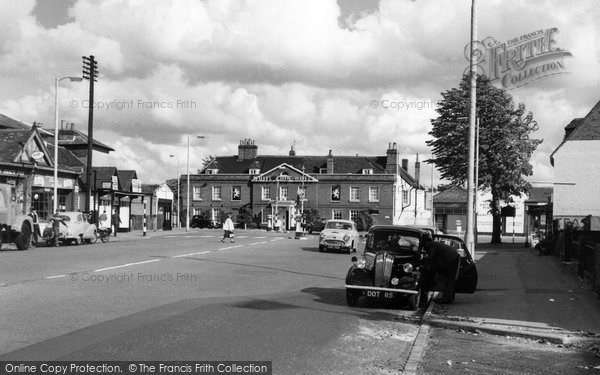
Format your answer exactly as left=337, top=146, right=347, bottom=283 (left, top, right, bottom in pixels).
left=325, top=221, right=351, bottom=230
left=366, top=230, right=420, bottom=253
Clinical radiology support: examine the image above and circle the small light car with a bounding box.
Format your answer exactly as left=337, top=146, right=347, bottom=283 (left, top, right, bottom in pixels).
left=345, top=225, right=477, bottom=310
left=43, top=212, right=97, bottom=245
left=318, top=219, right=360, bottom=253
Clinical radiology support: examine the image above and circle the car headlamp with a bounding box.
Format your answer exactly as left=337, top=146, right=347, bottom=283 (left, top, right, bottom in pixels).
left=403, top=263, right=414, bottom=273
left=355, top=258, right=367, bottom=269
left=391, top=277, right=399, bottom=286
left=343, top=234, right=350, bottom=242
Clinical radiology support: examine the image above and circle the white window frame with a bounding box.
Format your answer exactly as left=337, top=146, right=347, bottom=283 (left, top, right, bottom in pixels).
left=332, top=209, right=342, bottom=220
left=279, top=186, right=289, bottom=201
left=211, top=208, right=221, bottom=222
left=212, top=186, right=222, bottom=201
left=368, top=186, right=379, bottom=202
left=349, top=186, right=360, bottom=202
left=349, top=209, right=360, bottom=222
left=193, top=186, right=202, bottom=201
left=261, top=186, right=271, bottom=201
left=402, top=190, right=409, bottom=205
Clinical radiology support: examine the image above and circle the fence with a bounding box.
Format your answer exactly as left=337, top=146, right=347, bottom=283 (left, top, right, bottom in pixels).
left=558, top=228, right=600, bottom=297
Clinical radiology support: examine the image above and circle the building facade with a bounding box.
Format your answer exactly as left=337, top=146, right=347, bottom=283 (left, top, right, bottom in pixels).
left=181, top=140, right=431, bottom=229
left=551, top=101, right=600, bottom=224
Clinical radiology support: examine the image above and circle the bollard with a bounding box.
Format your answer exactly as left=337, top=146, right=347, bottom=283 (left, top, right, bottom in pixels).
left=143, top=199, right=147, bottom=237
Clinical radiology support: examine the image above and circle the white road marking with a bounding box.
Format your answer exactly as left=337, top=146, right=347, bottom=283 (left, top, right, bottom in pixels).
left=45, top=275, right=67, bottom=279
left=219, top=245, right=242, bottom=250
left=165, top=235, right=197, bottom=238
left=94, top=259, right=160, bottom=272
left=252, top=236, right=267, bottom=239
left=173, top=253, right=196, bottom=258
left=193, top=251, right=210, bottom=255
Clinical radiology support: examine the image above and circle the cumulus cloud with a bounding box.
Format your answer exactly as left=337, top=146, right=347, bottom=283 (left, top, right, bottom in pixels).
left=0, top=0, right=598, bottom=185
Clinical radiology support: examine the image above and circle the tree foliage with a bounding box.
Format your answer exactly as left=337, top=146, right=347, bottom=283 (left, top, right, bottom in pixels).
left=427, top=74, right=542, bottom=243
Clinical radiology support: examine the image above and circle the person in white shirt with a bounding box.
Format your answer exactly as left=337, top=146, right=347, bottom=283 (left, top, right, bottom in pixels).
left=221, top=214, right=235, bottom=243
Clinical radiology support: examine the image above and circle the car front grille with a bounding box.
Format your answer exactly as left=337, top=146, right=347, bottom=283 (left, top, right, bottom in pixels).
left=324, top=240, right=345, bottom=245
left=374, top=253, right=394, bottom=287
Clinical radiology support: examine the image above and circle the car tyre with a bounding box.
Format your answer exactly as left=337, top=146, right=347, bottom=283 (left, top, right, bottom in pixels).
left=74, top=235, right=82, bottom=246
left=88, top=231, right=98, bottom=244
left=318, top=245, right=324, bottom=252
left=346, top=290, right=359, bottom=307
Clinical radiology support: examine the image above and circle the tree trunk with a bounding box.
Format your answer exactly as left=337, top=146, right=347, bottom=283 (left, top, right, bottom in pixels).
left=491, top=193, right=502, bottom=244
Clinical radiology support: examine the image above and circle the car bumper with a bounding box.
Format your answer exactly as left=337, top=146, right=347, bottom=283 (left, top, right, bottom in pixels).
left=345, top=285, right=418, bottom=295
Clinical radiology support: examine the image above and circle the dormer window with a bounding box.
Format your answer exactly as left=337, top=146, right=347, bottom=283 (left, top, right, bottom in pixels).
left=206, top=169, right=219, bottom=174
left=249, top=168, right=260, bottom=175
left=362, top=169, right=373, bottom=175
left=319, top=168, right=328, bottom=174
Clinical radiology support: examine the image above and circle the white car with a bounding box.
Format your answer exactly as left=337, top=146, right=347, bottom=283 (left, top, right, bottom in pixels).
left=319, top=219, right=360, bottom=253
left=43, top=211, right=98, bottom=245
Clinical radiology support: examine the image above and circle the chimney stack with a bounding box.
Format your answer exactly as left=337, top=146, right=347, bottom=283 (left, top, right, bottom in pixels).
left=327, top=150, right=334, bottom=173
left=401, top=159, right=408, bottom=172
left=415, top=154, right=421, bottom=185
left=385, top=143, right=398, bottom=174
left=238, top=139, right=258, bottom=161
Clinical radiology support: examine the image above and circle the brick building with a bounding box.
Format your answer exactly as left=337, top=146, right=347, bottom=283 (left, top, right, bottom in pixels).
left=181, top=139, right=431, bottom=230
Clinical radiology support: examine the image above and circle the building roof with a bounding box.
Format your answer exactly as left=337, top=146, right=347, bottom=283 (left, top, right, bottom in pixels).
left=0, top=129, right=32, bottom=163
left=551, top=100, right=600, bottom=164
left=0, top=113, right=31, bottom=130
left=90, top=166, right=117, bottom=188
left=44, top=125, right=115, bottom=153
left=116, top=170, right=138, bottom=191
left=207, top=154, right=420, bottom=187
left=433, top=186, right=467, bottom=203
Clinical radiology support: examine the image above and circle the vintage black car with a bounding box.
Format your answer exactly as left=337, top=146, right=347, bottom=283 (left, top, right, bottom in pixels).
left=345, top=225, right=477, bottom=310
left=189, top=215, right=217, bottom=229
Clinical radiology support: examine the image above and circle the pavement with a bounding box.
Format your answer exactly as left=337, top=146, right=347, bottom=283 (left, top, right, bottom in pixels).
left=405, top=236, right=600, bottom=374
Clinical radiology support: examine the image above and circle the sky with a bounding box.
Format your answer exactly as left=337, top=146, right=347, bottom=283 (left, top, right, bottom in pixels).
left=1, top=0, right=598, bottom=185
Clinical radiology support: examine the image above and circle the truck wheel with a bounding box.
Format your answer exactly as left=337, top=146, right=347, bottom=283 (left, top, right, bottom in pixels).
left=15, top=223, right=32, bottom=250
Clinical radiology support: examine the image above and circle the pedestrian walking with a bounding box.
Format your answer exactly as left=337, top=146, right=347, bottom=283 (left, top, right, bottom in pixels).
left=221, top=213, right=235, bottom=243
left=111, top=209, right=121, bottom=237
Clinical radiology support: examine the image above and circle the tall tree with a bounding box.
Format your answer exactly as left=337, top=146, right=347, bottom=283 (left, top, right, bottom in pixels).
left=427, top=74, right=542, bottom=243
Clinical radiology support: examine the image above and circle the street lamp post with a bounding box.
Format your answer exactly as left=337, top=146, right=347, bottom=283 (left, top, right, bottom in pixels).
left=466, top=0, right=478, bottom=258
left=53, top=76, right=82, bottom=214
left=169, top=154, right=180, bottom=228
left=186, top=135, right=206, bottom=232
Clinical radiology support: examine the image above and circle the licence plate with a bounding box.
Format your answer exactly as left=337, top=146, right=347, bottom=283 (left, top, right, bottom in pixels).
left=330, top=245, right=341, bottom=249
left=364, top=290, right=395, bottom=299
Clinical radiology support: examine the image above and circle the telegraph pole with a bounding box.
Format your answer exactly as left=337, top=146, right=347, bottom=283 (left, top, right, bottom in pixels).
left=82, top=55, right=98, bottom=214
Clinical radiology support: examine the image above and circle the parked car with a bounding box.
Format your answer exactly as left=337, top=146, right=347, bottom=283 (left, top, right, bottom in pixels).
left=189, top=215, right=216, bottom=229
left=318, top=219, right=360, bottom=253
left=306, top=217, right=327, bottom=234
left=42, top=212, right=97, bottom=246
left=345, top=225, right=477, bottom=310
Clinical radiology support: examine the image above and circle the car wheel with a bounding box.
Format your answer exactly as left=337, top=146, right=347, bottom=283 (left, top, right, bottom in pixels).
left=318, top=245, right=324, bottom=252
left=15, top=223, right=32, bottom=250
left=346, top=290, right=359, bottom=307
left=407, top=288, right=421, bottom=311
left=74, top=235, right=82, bottom=246
left=89, top=231, right=98, bottom=244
